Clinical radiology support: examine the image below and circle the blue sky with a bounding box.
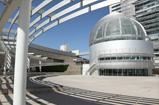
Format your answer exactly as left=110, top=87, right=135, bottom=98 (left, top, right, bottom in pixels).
left=33, top=7, right=109, bottom=52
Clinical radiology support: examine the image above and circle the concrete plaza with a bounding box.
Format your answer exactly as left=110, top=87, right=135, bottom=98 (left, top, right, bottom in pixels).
left=44, top=75, right=159, bottom=99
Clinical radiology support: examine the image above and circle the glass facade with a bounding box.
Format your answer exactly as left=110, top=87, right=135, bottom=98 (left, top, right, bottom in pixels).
left=90, top=13, right=146, bottom=46
left=99, top=69, right=148, bottom=76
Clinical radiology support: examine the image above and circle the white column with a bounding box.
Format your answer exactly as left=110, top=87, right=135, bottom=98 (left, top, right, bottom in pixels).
left=13, top=0, right=31, bottom=105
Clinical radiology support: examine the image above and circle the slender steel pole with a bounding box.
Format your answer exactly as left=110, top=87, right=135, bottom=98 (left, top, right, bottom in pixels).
left=13, top=0, right=31, bottom=105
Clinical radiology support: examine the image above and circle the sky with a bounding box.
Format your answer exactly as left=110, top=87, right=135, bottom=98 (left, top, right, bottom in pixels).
left=33, top=7, right=109, bottom=53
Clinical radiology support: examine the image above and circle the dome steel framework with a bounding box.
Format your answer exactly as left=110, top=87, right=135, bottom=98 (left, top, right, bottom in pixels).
left=90, top=12, right=147, bottom=46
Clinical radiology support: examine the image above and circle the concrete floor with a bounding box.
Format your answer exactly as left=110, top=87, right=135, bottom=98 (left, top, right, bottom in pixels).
left=44, top=75, right=159, bottom=99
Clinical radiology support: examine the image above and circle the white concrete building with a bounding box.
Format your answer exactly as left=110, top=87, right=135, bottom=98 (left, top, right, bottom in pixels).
left=87, top=12, right=154, bottom=76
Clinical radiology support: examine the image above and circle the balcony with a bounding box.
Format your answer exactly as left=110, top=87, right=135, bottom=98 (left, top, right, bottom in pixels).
left=136, top=9, right=159, bottom=18
left=144, top=23, right=159, bottom=29
left=135, top=0, right=152, bottom=7
left=136, top=4, right=159, bottom=14
left=140, top=17, right=159, bottom=25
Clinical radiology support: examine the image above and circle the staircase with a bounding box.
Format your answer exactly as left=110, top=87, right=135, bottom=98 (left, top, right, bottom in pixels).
left=86, top=62, right=97, bottom=75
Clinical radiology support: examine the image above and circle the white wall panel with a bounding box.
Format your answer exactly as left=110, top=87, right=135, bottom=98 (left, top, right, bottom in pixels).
left=60, top=7, right=89, bottom=23
left=43, top=21, right=58, bottom=32
left=32, top=0, right=53, bottom=15
left=36, top=18, right=50, bottom=30
left=4, top=41, right=15, bottom=45
left=51, top=2, right=81, bottom=21
left=33, top=30, right=43, bottom=39
left=91, top=0, right=121, bottom=11
left=30, top=16, right=41, bottom=27
left=82, top=0, right=98, bottom=6
left=29, top=30, right=43, bottom=43
left=42, top=0, right=72, bottom=18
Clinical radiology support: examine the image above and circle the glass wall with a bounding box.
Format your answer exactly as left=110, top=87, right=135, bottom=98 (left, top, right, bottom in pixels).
left=99, top=69, right=148, bottom=76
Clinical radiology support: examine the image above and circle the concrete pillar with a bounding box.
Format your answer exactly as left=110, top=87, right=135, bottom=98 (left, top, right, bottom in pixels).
left=13, top=0, right=31, bottom=105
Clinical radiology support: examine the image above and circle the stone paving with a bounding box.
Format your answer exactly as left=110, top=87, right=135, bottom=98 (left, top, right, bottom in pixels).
left=44, top=75, right=159, bottom=99
left=0, top=75, right=55, bottom=105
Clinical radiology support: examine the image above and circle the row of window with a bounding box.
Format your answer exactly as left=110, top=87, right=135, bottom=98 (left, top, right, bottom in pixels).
left=98, top=56, right=152, bottom=61
left=99, top=69, right=148, bottom=76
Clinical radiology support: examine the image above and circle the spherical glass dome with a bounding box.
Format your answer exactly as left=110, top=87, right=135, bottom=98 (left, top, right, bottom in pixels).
left=90, top=12, right=147, bottom=46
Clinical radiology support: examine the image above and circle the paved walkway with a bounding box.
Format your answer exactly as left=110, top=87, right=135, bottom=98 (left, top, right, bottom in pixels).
left=44, top=75, right=159, bottom=99
left=0, top=74, right=103, bottom=105
left=0, top=75, right=55, bottom=105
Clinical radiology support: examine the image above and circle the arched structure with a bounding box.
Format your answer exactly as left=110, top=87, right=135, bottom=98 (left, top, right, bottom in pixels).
left=0, top=0, right=121, bottom=105
left=0, top=0, right=121, bottom=51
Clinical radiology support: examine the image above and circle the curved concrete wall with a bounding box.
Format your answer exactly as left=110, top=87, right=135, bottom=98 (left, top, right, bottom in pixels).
left=90, top=40, right=154, bottom=75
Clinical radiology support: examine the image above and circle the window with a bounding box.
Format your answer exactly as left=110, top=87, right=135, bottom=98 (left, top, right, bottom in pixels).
left=96, top=27, right=103, bottom=39
left=121, top=18, right=136, bottom=35
left=106, top=18, right=120, bottom=36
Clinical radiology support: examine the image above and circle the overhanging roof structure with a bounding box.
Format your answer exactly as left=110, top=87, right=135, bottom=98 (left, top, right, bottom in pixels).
left=0, top=0, right=121, bottom=52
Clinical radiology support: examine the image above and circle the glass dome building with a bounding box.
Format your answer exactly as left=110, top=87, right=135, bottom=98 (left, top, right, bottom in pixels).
left=88, top=12, right=154, bottom=76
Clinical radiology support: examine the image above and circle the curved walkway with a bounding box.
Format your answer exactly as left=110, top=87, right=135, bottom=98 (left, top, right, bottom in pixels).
left=43, top=75, right=159, bottom=105
left=1, top=74, right=159, bottom=105
left=0, top=74, right=103, bottom=105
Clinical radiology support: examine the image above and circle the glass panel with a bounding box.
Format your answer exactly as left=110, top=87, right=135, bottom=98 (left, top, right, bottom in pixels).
left=123, top=69, right=127, bottom=76
left=128, top=69, right=131, bottom=76
left=106, top=18, right=120, bottom=36
left=96, top=26, right=103, bottom=39
left=99, top=69, right=103, bottom=76
left=113, top=69, right=117, bottom=76
left=121, top=18, right=136, bottom=35
left=118, top=69, right=122, bottom=76
left=106, top=69, right=109, bottom=75
left=109, top=69, right=112, bottom=75
left=134, top=22, right=145, bottom=38
left=143, top=69, right=148, bottom=76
